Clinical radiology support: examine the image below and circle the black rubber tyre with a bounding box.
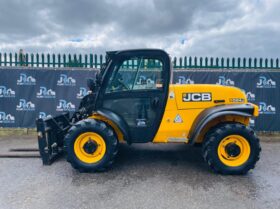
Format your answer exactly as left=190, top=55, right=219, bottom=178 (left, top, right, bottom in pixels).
left=202, top=123, right=261, bottom=175
left=64, top=118, right=118, bottom=172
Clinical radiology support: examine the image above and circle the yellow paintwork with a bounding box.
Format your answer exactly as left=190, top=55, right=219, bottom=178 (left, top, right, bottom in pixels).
left=89, top=114, right=124, bottom=142
left=217, top=135, right=251, bottom=167
left=74, top=132, right=106, bottom=163
left=153, top=84, right=255, bottom=143
left=250, top=103, right=259, bottom=117
left=88, top=84, right=258, bottom=144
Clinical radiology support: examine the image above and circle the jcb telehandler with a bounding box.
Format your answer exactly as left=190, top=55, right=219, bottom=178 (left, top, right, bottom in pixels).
left=36, top=49, right=261, bottom=174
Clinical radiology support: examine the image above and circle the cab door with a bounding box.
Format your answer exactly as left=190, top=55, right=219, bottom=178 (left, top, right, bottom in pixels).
left=99, top=50, right=170, bottom=143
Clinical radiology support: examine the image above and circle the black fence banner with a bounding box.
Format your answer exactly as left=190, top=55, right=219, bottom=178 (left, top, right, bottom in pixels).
left=0, top=67, right=96, bottom=127
left=0, top=67, right=279, bottom=131
left=173, top=69, right=279, bottom=131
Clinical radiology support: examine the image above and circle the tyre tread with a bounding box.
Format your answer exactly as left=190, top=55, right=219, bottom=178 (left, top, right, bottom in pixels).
left=64, top=119, right=118, bottom=172
left=202, top=123, right=261, bottom=175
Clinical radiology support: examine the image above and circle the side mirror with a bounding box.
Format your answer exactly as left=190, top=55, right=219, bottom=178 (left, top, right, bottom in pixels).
left=87, top=78, right=95, bottom=91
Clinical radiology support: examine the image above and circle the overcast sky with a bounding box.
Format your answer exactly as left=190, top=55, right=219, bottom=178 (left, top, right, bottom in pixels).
left=0, top=0, right=279, bottom=58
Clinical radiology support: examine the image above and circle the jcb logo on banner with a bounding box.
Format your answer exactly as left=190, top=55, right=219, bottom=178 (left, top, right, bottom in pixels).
left=216, top=76, right=235, bottom=86
left=56, top=100, right=76, bottom=111
left=17, top=73, right=36, bottom=85
left=16, top=99, right=35, bottom=111
left=257, top=76, right=276, bottom=88
left=57, top=74, right=76, bottom=86
left=37, top=87, right=56, bottom=98
left=76, top=87, right=88, bottom=99
left=0, top=86, right=15, bottom=98
left=176, top=76, right=194, bottom=84
left=259, top=102, right=276, bottom=114
left=0, top=112, right=15, bottom=124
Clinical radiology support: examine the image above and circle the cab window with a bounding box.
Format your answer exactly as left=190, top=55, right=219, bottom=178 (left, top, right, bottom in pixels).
left=106, top=57, right=163, bottom=93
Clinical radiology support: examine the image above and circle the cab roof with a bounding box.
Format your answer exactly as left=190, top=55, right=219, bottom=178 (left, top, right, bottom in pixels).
left=106, top=48, right=169, bottom=57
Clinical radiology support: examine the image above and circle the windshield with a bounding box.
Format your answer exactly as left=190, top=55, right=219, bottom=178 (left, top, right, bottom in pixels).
left=105, top=57, right=164, bottom=93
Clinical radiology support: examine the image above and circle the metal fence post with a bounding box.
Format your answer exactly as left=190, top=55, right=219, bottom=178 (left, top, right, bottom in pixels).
left=210, top=57, right=213, bottom=68
left=85, top=54, right=88, bottom=68
left=226, top=58, right=230, bottom=69
left=90, top=54, right=93, bottom=68
left=248, top=58, right=252, bottom=68
left=194, top=57, right=197, bottom=68
left=243, top=58, right=246, bottom=69
left=9, top=53, right=12, bottom=66
left=259, top=58, right=263, bottom=68
left=173, top=57, right=177, bottom=68
left=73, top=54, right=77, bottom=67
left=25, top=53, right=29, bottom=66
left=36, top=53, right=39, bottom=67
left=265, top=58, right=268, bottom=68
left=58, top=54, right=61, bottom=67
left=199, top=57, right=203, bottom=68
left=52, top=54, right=56, bottom=67
left=47, top=54, right=50, bottom=67
left=41, top=54, right=45, bottom=67
left=188, top=57, right=192, bottom=68
left=68, top=54, right=71, bottom=67
left=254, top=58, right=257, bottom=68
left=100, top=55, right=103, bottom=68
left=232, top=58, right=235, bottom=68
left=63, top=54, right=66, bottom=67
left=94, top=54, right=97, bottom=68
left=79, top=54, right=82, bottom=67
left=179, top=57, right=182, bottom=68
left=31, top=53, right=34, bottom=67
left=4, top=53, right=7, bottom=66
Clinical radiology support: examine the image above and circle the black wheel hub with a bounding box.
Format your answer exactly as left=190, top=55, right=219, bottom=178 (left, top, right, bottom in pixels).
left=225, top=143, right=241, bottom=157
left=83, top=139, right=98, bottom=154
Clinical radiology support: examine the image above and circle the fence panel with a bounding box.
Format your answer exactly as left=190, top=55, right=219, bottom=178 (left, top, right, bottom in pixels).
left=1, top=53, right=280, bottom=69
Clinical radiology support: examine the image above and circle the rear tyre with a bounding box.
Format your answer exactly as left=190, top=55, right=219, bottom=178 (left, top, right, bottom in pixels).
left=202, top=123, right=261, bottom=175
left=64, top=119, right=118, bottom=172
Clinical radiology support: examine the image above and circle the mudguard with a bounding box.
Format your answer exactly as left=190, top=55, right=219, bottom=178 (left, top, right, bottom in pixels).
left=189, top=104, right=255, bottom=145
left=96, top=108, right=130, bottom=143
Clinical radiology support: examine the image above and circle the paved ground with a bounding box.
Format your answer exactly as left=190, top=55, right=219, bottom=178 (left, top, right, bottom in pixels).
left=0, top=136, right=280, bottom=209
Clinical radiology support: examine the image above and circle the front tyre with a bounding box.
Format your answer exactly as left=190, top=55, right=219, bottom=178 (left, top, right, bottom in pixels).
left=202, top=123, right=261, bottom=175
left=64, top=119, right=118, bottom=172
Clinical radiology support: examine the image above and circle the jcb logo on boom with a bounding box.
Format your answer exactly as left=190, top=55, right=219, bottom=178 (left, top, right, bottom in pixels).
left=183, top=93, right=212, bottom=102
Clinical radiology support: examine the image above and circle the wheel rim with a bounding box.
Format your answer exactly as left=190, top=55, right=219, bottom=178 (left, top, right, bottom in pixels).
left=217, top=135, right=251, bottom=167
left=74, top=132, right=106, bottom=164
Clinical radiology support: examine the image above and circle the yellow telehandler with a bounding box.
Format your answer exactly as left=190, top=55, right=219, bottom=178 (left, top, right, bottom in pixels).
left=36, top=49, right=261, bottom=174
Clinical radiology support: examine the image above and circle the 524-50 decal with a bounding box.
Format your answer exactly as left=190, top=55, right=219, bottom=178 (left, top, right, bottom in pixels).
left=182, top=93, right=212, bottom=102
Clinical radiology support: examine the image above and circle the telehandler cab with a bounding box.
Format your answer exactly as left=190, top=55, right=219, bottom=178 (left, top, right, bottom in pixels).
left=36, top=49, right=261, bottom=174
